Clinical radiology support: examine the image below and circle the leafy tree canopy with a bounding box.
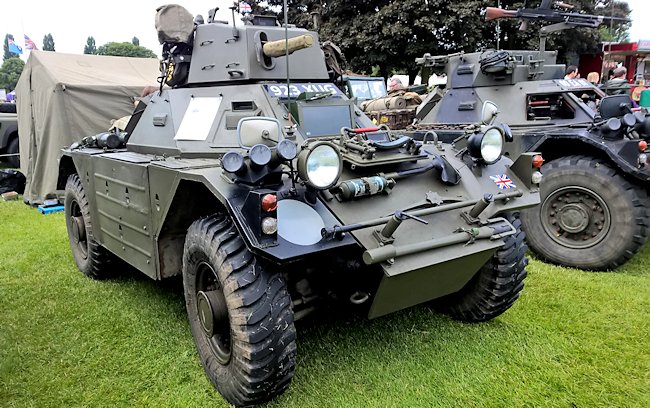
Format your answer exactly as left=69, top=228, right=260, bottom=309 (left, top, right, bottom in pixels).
left=260, top=0, right=630, bottom=80
left=0, top=58, right=25, bottom=92
left=43, top=33, right=55, bottom=51
left=96, top=42, right=157, bottom=58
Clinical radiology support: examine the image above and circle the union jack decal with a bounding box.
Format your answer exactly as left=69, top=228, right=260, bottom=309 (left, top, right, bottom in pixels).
left=489, top=174, right=516, bottom=189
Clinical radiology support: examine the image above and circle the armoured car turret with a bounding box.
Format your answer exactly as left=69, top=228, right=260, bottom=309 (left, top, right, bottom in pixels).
left=409, top=2, right=650, bottom=271
left=58, top=5, right=541, bottom=406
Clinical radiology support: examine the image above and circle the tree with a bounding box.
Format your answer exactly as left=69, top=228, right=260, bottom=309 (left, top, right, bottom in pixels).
left=96, top=42, right=157, bottom=58
left=596, top=1, right=631, bottom=43
left=132, top=36, right=140, bottom=46
left=84, top=36, right=97, bottom=54
left=265, top=0, right=493, bottom=81
left=262, top=0, right=630, bottom=81
left=43, top=33, right=55, bottom=51
left=0, top=58, right=25, bottom=92
left=3, top=34, right=20, bottom=61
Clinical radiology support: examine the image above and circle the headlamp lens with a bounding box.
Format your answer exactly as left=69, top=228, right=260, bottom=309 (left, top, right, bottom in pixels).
left=306, top=144, right=341, bottom=189
left=481, top=128, right=503, bottom=164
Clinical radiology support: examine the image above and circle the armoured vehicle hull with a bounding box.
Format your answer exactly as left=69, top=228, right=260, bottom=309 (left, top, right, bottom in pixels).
left=413, top=48, right=650, bottom=271
left=59, top=6, right=541, bottom=406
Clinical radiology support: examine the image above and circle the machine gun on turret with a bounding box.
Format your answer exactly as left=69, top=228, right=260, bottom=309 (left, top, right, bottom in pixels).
left=485, top=0, right=629, bottom=51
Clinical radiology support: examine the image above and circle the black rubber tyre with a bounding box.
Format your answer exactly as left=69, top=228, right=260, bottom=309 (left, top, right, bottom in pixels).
left=433, top=213, right=528, bottom=322
left=521, top=155, right=649, bottom=271
left=64, top=174, right=116, bottom=279
left=6, top=137, right=19, bottom=168
left=182, top=215, right=296, bottom=407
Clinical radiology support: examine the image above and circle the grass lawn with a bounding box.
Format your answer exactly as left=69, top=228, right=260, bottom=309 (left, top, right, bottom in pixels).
left=1, top=199, right=649, bottom=407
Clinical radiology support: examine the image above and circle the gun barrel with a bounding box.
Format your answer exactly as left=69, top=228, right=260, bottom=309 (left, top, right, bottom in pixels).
left=485, top=7, right=518, bottom=21
left=263, top=34, right=315, bottom=58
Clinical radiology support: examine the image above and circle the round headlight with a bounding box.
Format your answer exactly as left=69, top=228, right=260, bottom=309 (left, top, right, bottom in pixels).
left=222, top=151, right=245, bottom=174
left=277, top=139, right=298, bottom=161
left=297, top=143, right=342, bottom=190
left=249, top=144, right=272, bottom=167
left=480, top=128, right=503, bottom=164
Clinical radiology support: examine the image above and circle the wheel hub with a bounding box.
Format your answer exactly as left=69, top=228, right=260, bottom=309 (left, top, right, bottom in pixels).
left=71, top=216, right=86, bottom=244
left=556, top=203, right=589, bottom=233
left=197, top=290, right=227, bottom=336
left=541, top=186, right=611, bottom=249
left=195, top=264, right=231, bottom=365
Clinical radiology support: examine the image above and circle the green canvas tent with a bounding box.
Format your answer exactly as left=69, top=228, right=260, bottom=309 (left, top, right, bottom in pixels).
left=16, top=51, right=160, bottom=204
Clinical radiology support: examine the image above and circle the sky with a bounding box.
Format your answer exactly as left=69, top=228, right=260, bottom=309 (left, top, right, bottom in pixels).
left=3, top=0, right=236, bottom=58
left=2, top=0, right=650, bottom=59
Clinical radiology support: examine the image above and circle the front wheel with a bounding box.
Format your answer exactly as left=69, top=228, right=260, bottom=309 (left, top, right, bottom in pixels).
left=64, top=174, right=116, bottom=279
left=433, top=213, right=528, bottom=322
left=521, top=155, right=649, bottom=271
left=182, top=215, right=296, bottom=407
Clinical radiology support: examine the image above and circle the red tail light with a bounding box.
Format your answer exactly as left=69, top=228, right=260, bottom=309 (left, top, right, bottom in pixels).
left=532, top=155, right=544, bottom=169
left=261, top=194, right=277, bottom=212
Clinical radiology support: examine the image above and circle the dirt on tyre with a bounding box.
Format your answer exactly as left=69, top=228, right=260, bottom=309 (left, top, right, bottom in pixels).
left=7, top=137, right=19, bottom=168
left=433, top=213, right=528, bottom=322
left=182, top=215, right=296, bottom=407
left=64, top=174, right=116, bottom=279
left=520, top=155, right=649, bottom=271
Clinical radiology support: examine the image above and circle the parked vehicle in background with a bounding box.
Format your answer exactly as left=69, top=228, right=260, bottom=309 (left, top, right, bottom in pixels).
left=407, top=3, right=650, bottom=271
left=0, top=103, right=19, bottom=168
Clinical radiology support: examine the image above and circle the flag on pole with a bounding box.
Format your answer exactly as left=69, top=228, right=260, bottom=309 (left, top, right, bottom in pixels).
left=8, top=37, right=23, bottom=55
left=240, top=1, right=252, bottom=14
left=24, top=35, right=38, bottom=51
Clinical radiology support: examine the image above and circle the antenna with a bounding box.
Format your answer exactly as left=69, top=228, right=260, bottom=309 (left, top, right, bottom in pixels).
left=284, top=0, right=293, bottom=125
left=496, top=0, right=501, bottom=50
left=607, top=0, right=614, bottom=81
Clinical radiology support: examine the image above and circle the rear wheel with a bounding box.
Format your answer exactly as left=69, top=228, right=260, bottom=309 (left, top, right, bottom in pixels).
left=433, top=213, right=528, bottom=322
left=521, top=155, right=649, bottom=270
left=183, top=215, right=296, bottom=407
left=6, top=137, right=19, bottom=168
left=64, top=174, right=116, bottom=279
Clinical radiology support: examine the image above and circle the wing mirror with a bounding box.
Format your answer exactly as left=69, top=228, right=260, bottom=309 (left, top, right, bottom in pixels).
left=237, top=117, right=282, bottom=148
left=481, top=101, right=499, bottom=125
left=598, top=95, right=632, bottom=120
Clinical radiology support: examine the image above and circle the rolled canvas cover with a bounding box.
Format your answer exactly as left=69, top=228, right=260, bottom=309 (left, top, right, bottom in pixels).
left=16, top=51, right=160, bottom=203
left=155, top=4, right=195, bottom=44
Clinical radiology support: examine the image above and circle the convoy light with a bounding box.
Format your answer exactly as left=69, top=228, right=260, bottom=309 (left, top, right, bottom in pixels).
left=297, top=142, right=342, bottom=190
left=639, top=153, right=648, bottom=167
left=467, top=127, right=503, bottom=164
left=531, top=171, right=543, bottom=185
